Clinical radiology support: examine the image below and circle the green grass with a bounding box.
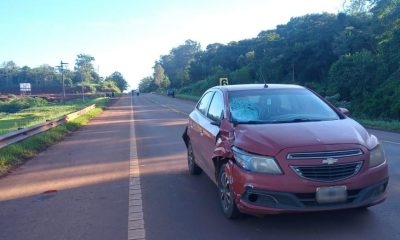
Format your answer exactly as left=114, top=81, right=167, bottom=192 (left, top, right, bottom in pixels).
left=175, top=94, right=200, bottom=102
left=357, top=118, right=400, bottom=132
left=0, top=97, right=109, bottom=135
left=0, top=106, right=105, bottom=175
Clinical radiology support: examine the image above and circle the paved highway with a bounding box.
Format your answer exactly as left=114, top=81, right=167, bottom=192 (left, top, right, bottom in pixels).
left=0, top=94, right=399, bottom=240
left=0, top=97, right=132, bottom=240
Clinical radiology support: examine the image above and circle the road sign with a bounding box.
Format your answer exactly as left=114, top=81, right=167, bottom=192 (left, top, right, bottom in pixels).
left=219, top=78, right=228, bottom=86
left=20, top=83, right=31, bottom=92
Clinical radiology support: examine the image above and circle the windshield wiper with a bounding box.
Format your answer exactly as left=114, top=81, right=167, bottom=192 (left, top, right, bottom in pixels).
left=270, top=118, right=322, bottom=123
left=231, top=120, right=272, bottom=124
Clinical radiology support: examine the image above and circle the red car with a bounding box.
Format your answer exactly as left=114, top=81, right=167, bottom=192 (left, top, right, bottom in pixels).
left=182, top=84, right=388, bottom=218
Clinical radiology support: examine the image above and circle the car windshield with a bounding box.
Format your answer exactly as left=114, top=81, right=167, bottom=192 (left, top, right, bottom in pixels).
left=228, top=88, right=340, bottom=124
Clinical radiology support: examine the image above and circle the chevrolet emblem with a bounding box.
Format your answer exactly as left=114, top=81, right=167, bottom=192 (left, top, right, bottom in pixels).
left=322, top=158, right=338, bottom=165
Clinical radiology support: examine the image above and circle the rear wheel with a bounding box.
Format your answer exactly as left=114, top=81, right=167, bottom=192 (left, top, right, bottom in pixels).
left=187, top=142, right=202, bottom=175
left=218, top=164, right=241, bottom=219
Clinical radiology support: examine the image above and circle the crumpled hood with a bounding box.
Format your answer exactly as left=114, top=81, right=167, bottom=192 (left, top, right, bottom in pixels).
left=233, top=118, right=376, bottom=156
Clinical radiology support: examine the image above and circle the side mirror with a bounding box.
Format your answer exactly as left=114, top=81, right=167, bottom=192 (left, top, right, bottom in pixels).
left=338, top=107, right=350, bottom=116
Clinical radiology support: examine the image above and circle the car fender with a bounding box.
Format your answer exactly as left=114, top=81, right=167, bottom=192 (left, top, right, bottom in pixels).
left=212, top=119, right=235, bottom=160
left=211, top=119, right=237, bottom=182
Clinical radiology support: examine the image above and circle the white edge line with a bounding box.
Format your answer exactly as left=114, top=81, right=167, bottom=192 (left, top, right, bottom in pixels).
left=128, top=95, right=146, bottom=240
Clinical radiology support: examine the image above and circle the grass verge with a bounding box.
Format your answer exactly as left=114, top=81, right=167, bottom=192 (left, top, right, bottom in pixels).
left=0, top=103, right=107, bottom=176
left=175, top=94, right=200, bottom=102
left=0, top=97, right=109, bottom=135
left=357, top=118, right=400, bottom=132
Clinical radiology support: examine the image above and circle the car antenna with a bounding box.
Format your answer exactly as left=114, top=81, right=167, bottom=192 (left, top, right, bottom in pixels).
left=260, top=69, right=268, bottom=88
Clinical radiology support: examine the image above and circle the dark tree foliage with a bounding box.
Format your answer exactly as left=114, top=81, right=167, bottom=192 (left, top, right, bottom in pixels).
left=327, top=50, right=388, bottom=103
left=159, top=39, right=201, bottom=88
left=144, top=0, right=399, bottom=120
left=138, top=76, right=157, bottom=93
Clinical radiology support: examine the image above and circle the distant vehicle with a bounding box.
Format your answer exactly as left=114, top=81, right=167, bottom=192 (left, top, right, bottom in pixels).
left=167, top=89, right=175, bottom=98
left=182, top=84, right=388, bottom=219
left=132, top=90, right=139, bottom=96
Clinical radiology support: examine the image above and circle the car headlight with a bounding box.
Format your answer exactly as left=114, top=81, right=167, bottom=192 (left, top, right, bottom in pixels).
left=369, top=145, right=386, bottom=168
left=232, top=146, right=282, bottom=174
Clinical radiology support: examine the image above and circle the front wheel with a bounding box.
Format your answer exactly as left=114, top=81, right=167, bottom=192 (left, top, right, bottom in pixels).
left=187, top=142, right=202, bottom=175
left=218, top=163, right=241, bottom=219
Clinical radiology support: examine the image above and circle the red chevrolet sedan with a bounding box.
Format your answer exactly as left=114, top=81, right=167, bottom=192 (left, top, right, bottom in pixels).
left=182, top=84, right=388, bottom=218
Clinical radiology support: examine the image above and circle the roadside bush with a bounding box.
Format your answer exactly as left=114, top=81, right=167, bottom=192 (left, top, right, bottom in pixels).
left=97, top=80, right=121, bottom=93
left=0, top=96, right=48, bottom=113
left=178, top=76, right=219, bottom=97
left=325, top=93, right=351, bottom=109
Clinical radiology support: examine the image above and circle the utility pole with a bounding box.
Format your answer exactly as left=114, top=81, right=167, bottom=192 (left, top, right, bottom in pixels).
left=82, top=76, right=85, bottom=102
left=56, top=61, right=68, bottom=101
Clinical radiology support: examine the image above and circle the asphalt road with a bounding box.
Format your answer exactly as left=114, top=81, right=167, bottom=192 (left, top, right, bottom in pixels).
left=0, top=94, right=399, bottom=240
left=0, top=97, right=132, bottom=240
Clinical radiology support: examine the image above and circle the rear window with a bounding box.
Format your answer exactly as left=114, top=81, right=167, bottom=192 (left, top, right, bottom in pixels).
left=228, top=89, right=339, bottom=123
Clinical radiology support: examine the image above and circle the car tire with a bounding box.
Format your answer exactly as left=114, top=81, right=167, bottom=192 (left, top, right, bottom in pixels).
left=218, top=163, right=241, bottom=219
left=187, top=142, right=202, bottom=175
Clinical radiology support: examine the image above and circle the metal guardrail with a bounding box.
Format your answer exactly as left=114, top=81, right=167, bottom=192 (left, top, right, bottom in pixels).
left=0, top=104, right=96, bottom=149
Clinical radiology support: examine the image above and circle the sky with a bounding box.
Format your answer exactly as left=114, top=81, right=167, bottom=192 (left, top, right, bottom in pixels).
left=0, top=0, right=345, bottom=90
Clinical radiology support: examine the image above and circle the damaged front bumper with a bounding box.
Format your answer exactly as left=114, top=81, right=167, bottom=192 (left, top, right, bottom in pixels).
left=226, top=161, right=388, bottom=215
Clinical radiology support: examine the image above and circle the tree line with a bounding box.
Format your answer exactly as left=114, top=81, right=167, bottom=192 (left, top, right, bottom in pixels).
left=0, top=54, right=128, bottom=94
left=139, top=0, right=399, bottom=120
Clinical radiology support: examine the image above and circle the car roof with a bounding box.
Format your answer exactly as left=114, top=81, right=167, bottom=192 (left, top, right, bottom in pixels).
left=209, top=84, right=305, bottom=92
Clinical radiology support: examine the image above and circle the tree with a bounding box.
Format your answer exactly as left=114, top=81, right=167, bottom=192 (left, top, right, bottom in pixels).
left=0, top=61, right=19, bottom=86
left=153, top=62, right=166, bottom=87
left=160, top=39, right=201, bottom=88
left=106, top=71, right=128, bottom=92
left=138, top=76, right=157, bottom=93
left=0, top=55, right=127, bottom=94
left=343, top=0, right=375, bottom=15
left=33, top=65, right=58, bottom=86
left=372, top=0, right=400, bottom=73
left=332, top=14, right=377, bottom=56
left=99, top=80, right=121, bottom=93
left=366, top=74, right=400, bottom=119
left=74, top=54, right=95, bottom=83
left=160, top=75, right=171, bottom=89
left=327, top=50, right=388, bottom=102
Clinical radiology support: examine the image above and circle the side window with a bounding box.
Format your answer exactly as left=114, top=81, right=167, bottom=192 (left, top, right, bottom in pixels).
left=207, top=92, right=224, bottom=122
left=197, top=91, right=214, bottom=115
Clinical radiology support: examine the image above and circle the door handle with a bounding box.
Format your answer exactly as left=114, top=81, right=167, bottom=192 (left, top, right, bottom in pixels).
left=200, top=129, right=204, bottom=136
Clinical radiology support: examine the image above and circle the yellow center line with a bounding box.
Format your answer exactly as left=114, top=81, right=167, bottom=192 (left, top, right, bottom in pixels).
left=145, top=96, right=189, bottom=117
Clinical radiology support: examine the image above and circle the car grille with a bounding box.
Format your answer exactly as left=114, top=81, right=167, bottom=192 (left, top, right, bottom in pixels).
left=291, top=161, right=363, bottom=182
left=287, top=149, right=363, bottom=160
